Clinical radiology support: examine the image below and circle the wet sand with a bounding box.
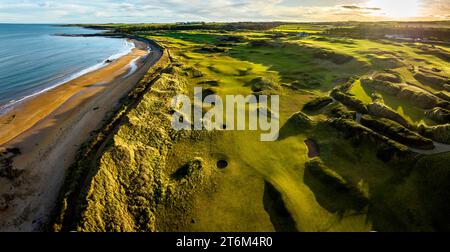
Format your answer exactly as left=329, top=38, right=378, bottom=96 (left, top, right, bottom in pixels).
left=0, top=41, right=146, bottom=145
left=0, top=38, right=163, bottom=231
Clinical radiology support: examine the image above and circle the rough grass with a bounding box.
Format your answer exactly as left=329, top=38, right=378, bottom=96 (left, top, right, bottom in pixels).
left=302, top=96, right=333, bottom=112
left=360, top=115, right=434, bottom=150
left=305, top=158, right=369, bottom=212
left=53, top=23, right=450, bottom=232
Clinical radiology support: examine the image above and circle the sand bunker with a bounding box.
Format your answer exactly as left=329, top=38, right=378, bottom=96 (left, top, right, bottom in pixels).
left=304, top=139, right=319, bottom=158
left=216, top=160, right=228, bottom=169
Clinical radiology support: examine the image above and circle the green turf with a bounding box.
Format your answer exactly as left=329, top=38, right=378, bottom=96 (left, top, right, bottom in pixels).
left=53, top=22, right=450, bottom=232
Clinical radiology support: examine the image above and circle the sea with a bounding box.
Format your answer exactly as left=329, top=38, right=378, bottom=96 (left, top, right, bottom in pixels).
left=0, top=24, right=134, bottom=111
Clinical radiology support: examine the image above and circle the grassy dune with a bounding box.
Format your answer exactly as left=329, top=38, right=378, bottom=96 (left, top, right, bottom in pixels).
left=53, top=22, right=450, bottom=232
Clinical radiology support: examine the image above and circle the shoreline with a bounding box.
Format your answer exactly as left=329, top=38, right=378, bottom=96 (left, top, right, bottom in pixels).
left=0, top=39, right=136, bottom=114
left=0, top=36, right=163, bottom=231
left=0, top=39, right=145, bottom=146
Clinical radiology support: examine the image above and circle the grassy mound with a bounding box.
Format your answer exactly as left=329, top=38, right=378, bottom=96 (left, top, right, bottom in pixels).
left=367, top=103, right=412, bottom=129
left=416, top=45, right=450, bottom=62
left=425, top=107, right=450, bottom=124
left=287, top=111, right=313, bottom=128
left=435, top=91, right=450, bottom=102
left=374, top=72, right=402, bottom=83
left=249, top=76, right=280, bottom=92
left=368, top=55, right=405, bottom=69
left=397, top=86, right=439, bottom=109
left=53, top=55, right=217, bottom=231
left=414, top=71, right=450, bottom=90
left=313, top=50, right=354, bottom=64
left=360, top=115, right=434, bottom=150
left=279, top=111, right=313, bottom=140
left=198, top=80, right=220, bottom=86
left=302, top=96, right=333, bottom=112
left=437, top=101, right=450, bottom=110
left=220, top=35, right=244, bottom=43
left=249, top=40, right=281, bottom=47
left=330, top=89, right=368, bottom=114
left=186, top=66, right=204, bottom=78
left=290, top=74, right=322, bottom=89
left=363, top=74, right=442, bottom=110
left=361, top=77, right=401, bottom=96
left=305, top=158, right=368, bottom=211
left=329, top=118, right=411, bottom=162
left=325, top=103, right=356, bottom=119
left=195, top=46, right=227, bottom=53
left=418, top=124, right=450, bottom=144
left=172, top=157, right=206, bottom=180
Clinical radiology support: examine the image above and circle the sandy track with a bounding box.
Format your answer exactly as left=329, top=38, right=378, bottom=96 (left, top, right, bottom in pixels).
left=0, top=38, right=163, bottom=231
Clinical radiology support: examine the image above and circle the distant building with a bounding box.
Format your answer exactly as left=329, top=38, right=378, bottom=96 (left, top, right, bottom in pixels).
left=385, top=34, right=409, bottom=40
left=385, top=34, right=402, bottom=39
left=385, top=34, right=421, bottom=42
left=176, top=22, right=206, bottom=25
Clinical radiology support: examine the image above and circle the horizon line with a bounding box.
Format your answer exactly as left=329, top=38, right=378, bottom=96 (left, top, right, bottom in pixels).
left=1, top=20, right=450, bottom=25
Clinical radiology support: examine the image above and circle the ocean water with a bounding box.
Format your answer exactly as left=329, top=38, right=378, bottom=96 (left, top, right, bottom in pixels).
left=0, top=24, right=134, bottom=110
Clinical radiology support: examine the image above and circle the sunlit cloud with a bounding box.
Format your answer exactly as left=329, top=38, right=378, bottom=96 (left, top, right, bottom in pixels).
left=367, top=0, right=421, bottom=18
left=0, top=0, right=448, bottom=23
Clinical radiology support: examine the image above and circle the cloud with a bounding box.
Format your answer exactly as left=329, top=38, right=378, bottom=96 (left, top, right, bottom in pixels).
left=0, top=0, right=448, bottom=23
left=341, top=5, right=381, bottom=11
left=420, top=0, right=450, bottom=19
left=37, top=2, right=51, bottom=8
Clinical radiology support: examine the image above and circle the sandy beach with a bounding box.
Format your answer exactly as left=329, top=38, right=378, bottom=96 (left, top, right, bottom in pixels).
left=0, top=40, right=146, bottom=145
left=0, top=38, right=163, bottom=231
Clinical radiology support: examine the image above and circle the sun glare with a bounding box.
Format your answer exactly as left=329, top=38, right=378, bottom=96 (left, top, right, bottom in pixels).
left=369, top=0, right=421, bottom=18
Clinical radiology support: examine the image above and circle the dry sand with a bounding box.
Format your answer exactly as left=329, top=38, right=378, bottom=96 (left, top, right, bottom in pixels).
left=0, top=39, right=163, bottom=231
left=0, top=41, right=145, bottom=145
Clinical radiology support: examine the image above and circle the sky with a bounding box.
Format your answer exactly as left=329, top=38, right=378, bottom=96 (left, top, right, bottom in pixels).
left=0, top=0, right=449, bottom=23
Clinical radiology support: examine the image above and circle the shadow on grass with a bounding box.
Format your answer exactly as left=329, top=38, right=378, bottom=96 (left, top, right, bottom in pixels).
left=278, top=121, right=300, bottom=141
left=303, top=165, right=367, bottom=217
left=226, top=42, right=370, bottom=92
left=278, top=112, right=312, bottom=141
left=263, top=181, right=298, bottom=232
